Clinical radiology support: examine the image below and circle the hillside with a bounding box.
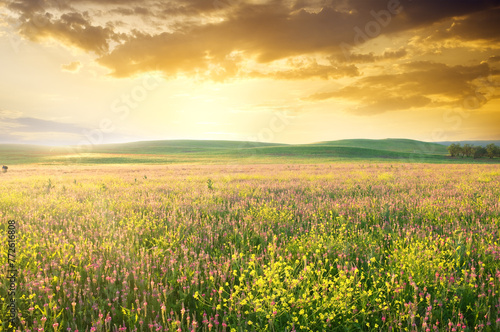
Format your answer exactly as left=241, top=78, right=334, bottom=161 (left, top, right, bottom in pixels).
left=310, top=138, right=449, bottom=155
left=91, top=140, right=285, bottom=154
left=0, top=139, right=497, bottom=165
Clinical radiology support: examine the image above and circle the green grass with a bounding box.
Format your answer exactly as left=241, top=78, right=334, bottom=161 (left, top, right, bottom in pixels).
left=92, top=139, right=285, bottom=154
left=0, top=139, right=498, bottom=165
left=310, top=138, right=449, bottom=155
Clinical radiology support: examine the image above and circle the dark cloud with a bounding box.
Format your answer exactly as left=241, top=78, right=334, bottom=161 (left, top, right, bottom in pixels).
left=342, top=0, right=499, bottom=31
left=427, top=7, right=500, bottom=43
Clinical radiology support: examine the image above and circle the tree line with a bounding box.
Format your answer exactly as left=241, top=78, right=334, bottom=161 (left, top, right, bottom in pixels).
left=447, top=143, right=500, bottom=159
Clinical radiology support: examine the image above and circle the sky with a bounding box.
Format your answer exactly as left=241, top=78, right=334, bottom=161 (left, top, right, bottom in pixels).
left=0, top=0, right=499, bottom=146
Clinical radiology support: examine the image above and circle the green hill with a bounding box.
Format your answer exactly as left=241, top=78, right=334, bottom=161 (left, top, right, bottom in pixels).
left=0, top=139, right=496, bottom=165
left=0, top=144, right=65, bottom=164
left=310, top=138, right=449, bottom=155
left=91, top=140, right=285, bottom=155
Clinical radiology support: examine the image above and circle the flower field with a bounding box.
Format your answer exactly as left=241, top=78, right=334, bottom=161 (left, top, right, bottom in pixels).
left=1, top=163, right=500, bottom=332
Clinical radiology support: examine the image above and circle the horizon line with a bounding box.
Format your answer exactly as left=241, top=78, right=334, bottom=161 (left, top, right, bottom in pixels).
left=1, top=137, right=500, bottom=148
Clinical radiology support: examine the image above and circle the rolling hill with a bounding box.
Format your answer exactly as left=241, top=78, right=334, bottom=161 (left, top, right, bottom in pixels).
left=311, top=138, right=449, bottom=155
left=0, top=139, right=497, bottom=165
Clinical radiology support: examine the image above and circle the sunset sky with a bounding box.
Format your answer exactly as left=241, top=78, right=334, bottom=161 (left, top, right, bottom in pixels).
left=0, top=0, right=499, bottom=145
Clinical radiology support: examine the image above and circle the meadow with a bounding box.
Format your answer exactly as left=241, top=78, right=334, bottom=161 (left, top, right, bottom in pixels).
left=1, top=163, right=500, bottom=331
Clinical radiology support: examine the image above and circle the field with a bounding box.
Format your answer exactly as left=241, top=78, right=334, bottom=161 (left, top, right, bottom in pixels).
left=1, top=162, right=500, bottom=331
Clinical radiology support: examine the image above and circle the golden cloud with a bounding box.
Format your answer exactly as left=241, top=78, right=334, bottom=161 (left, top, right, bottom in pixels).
left=2, top=0, right=500, bottom=82
left=305, top=62, right=495, bottom=114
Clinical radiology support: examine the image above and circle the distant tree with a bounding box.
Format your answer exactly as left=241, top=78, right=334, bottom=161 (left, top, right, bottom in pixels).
left=462, top=144, right=474, bottom=158
left=446, top=144, right=453, bottom=157
left=473, top=146, right=487, bottom=159
left=486, top=143, right=499, bottom=159
left=447, top=143, right=462, bottom=157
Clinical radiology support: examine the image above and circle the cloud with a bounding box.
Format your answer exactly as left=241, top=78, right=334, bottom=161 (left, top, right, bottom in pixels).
left=0, top=113, right=147, bottom=145
left=425, top=7, right=500, bottom=43
left=0, top=113, right=114, bottom=144
left=268, top=63, right=359, bottom=80
left=350, top=95, right=432, bottom=115
left=4, top=116, right=86, bottom=133
left=0, top=111, right=87, bottom=141
left=0, top=108, right=158, bottom=146
left=93, top=3, right=387, bottom=79
left=61, top=61, right=82, bottom=72
left=96, top=0, right=500, bottom=79
left=110, top=6, right=151, bottom=16
left=0, top=109, right=23, bottom=119
left=335, top=48, right=407, bottom=64
left=488, top=55, right=500, bottom=63
left=305, top=62, right=494, bottom=114
left=16, top=11, right=118, bottom=54
left=2, top=0, right=500, bottom=81
left=245, top=56, right=360, bottom=80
